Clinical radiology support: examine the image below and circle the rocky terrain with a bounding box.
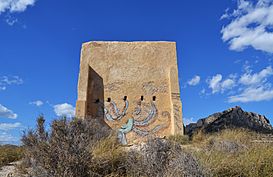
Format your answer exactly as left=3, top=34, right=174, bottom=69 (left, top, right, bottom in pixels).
left=186, top=106, right=273, bottom=136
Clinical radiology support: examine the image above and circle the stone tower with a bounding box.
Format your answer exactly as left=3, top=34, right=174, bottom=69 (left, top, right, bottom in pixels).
left=76, top=41, right=183, bottom=144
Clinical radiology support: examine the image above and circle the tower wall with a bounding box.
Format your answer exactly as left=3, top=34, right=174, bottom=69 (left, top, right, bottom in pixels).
left=76, top=41, right=183, bottom=144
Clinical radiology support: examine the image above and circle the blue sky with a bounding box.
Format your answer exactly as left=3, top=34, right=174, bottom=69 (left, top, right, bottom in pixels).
left=1, top=0, right=273, bottom=144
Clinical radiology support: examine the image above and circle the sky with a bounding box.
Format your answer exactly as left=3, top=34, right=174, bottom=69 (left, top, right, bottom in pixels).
left=0, top=0, right=273, bottom=144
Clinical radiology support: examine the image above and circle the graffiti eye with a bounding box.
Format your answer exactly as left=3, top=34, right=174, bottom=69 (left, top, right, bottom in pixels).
left=123, top=96, right=127, bottom=101
left=153, top=96, right=156, bottom=101
left=141, top=96, right=144, bottom=101
left=107, top=98, right=111, bottom=102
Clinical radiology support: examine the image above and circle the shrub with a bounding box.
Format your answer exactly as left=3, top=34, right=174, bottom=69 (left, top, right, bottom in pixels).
left=89, top=136, right=204, bottom=177
left=21, top=116, right=110, bottom=177
left=124, top=138, right=204, bottom=177
left=20, top=116, right=205, bottom=177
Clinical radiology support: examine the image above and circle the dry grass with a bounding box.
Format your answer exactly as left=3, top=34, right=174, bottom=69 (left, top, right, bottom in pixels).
left=90, top=133, right=126, bottom=176
left=0, top=145, right=23, bottom=168
left=167, top=134, right=190, bottom=145
left=190, top=129, right=273, bottom=177
left=92, top=132, right=123, bottom=160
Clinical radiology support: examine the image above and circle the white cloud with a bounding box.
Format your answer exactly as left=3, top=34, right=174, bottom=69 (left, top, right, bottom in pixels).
left=183, top=117, right=195, bottom=125
left=0, top=0, right=36, bottom=14
left=207, top=74, right=236, bottom=94
left=187, top=75, right=201, bottom=86
left=221, top=0, right=273, bottom=53
left=0, top=76, right=23, bottom=91
left=0, top=76, right=23, bottom=85
left=239, top=66, right=273, bottom=85
left=0, top=104, right=17, bottom=119
left=54, top=103, right=75, bottom=117
left=0, top=133, right=18, bottom=144
left=208, top=74, right=222, bottom=93
left=0, top=122, right=22, bottom=144
left=5, top=14, right=17, bottom=25
left=205, top=62, right=273, bottom=103
left=0, top=122, right=21, bottom=131
left=222, top=78, right=236, bottom=90
left=29, top=100, right=43, bottom=107
left=228, top=85, right=273, bottom=102
left=228, top=65, right=273, bottom=102
left=0, top=0, right=36, bottom=26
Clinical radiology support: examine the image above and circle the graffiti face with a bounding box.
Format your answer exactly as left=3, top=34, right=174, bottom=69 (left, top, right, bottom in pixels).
left=103, top=98, right=168, bottom=145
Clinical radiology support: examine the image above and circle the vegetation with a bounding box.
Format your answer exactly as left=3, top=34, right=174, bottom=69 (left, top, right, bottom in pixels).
left=0, top=145, right=23, bottom=168
left=20, top=116, right=110, bottom=177
left=19, top=116, right=203, bottom=177
left=189, top=129, right=273, bottom=177
left=167, top=134, right=190, bottom=145
left=7, top=116, right=271, bottom=177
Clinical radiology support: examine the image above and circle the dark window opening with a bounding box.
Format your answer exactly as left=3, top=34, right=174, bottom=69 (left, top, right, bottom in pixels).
left=153, top=96, right=156, bottom=101
left=123, top=96, right=127, bottom=101
left=107, top=98, right=111, bottom=102
left=141, top=96, right=144, bottom=101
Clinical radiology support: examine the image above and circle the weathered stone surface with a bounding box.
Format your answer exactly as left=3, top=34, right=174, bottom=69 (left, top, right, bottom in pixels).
left=76, top=41, right=183, bottom=144
left=186, top=106, right=273, bottom=136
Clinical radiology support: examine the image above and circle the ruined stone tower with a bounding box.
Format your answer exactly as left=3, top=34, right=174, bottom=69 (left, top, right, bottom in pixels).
left=76, top=41, right=183, bottom=144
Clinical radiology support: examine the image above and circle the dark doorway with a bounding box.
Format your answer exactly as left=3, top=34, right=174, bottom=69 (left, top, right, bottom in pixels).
left=86, top=67, right=104, bottom=120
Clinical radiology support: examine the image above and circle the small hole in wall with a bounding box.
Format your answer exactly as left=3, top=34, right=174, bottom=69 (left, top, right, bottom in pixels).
left=123, top=96, right=127, bottom=101
left=141, top=96, right=144, bottom=101
left=107, top=98, right=111, bottom=102
left=95, top=99, right=100, bottom=103
left=153, top=96, right=156, bottom=101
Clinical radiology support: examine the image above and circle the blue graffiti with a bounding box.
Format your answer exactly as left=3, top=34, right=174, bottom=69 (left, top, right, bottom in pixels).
left=133, top=102, right=157, bottom=126
left=111, top=100, right=129, bottom=119
left=133, top=102, right=142, bottom=116
left=132, top=125, right=166, bottom=137
left=102, top=99, right=164, bottom=145
left=104, top=108, right=114, bottom=121
left=104, top=100, right=129, bottom=121
left=118, top=118, right=134, bottom=145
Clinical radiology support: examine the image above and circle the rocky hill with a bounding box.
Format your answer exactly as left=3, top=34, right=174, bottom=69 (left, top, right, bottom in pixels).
left=186, top=106, right=273, bottom=136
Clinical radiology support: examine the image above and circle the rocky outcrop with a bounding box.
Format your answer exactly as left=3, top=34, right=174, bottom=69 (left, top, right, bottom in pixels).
left=186, top=106, right=273, bottom=136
